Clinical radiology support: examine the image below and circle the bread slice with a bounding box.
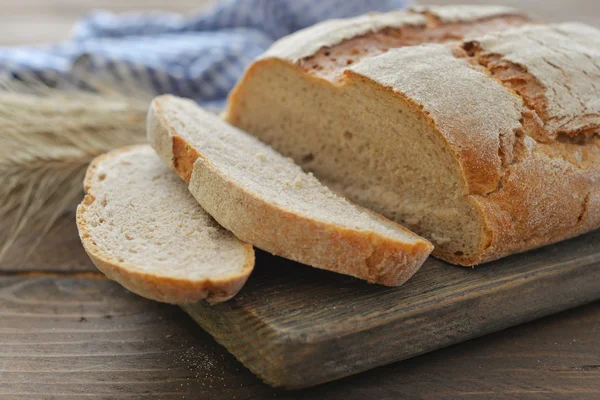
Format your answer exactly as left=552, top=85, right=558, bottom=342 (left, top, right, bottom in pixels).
left=148, top=95, right=433, bottom=286
left=76, top=145, right=254, bottom=304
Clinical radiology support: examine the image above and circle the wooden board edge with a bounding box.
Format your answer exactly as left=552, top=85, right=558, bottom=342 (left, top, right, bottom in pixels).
left=182, top=257, right=600, bottom=389
left=182, top=302, right=299, bottom=387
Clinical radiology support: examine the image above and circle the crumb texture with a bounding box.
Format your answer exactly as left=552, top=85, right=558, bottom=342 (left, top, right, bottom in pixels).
left=349, top=44, right=523, bottom=194
left=157, top=98, right=423, bottom=243
left=81, top=146, right=250, bottom=280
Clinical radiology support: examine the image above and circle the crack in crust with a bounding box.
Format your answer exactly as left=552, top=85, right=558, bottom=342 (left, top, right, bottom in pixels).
left=463, top=25, right=600, bottom=141
left=578, top=192, right=592, bottom=223
left=453, top=29, right=600, bottom=260
left=300, top=15, right=529, bottom=82
left=463, top=43, right=562, bottom=144
left=460, top=39, right=600, bottom=172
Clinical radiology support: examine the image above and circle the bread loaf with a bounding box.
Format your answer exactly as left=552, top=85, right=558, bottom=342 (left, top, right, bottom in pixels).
left=225, top=6, right=600, bottom=265
left=76, top=145, right=254, bottom=304
left=148, top=95, right=433, bottom=286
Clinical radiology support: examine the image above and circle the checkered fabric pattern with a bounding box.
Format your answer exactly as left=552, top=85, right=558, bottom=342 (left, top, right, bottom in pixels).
left=0, top=0, right=409, bottom=106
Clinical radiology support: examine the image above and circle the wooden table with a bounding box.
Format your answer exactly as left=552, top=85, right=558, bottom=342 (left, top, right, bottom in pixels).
left=2, top=214, right=600, bottom=398
left=1, top=0, right=600, bottom=398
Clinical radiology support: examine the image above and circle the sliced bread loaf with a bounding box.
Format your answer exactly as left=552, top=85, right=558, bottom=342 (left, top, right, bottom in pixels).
left=76, top=145, right=254, bottom=304
left=148, top=95, right=433, bottom=286
left=225, top=17, right=600, bottom=266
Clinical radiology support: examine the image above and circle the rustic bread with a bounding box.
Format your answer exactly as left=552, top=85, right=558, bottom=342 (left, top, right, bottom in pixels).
left=260, top=5, right=529, bottom=81
left=225, top=7, right=600, bottom=266
left=148, top=95, right=433, bottom=286
left=76, top=145, right=254, bottom=304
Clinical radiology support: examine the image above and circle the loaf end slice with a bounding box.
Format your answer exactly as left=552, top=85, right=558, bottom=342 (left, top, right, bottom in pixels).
left=148, top=95, right=433, bottom=286
left=76, top=145, right=254, bottom=304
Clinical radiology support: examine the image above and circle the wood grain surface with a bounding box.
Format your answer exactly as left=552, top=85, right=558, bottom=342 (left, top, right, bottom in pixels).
left=1, top=276, right=599, bottom=399
left=184, top=230, right=600, bottom=388
left=0, top=213, right=95, bottom=273
left=2, top=212, right=599, bottom=396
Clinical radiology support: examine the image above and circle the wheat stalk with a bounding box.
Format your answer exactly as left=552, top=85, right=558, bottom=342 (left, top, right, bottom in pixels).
left=0, top=78, right=151, bottom=264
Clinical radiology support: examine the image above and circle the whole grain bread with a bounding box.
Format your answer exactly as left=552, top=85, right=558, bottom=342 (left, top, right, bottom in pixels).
left=148, top=95, right=433, bottom=286
left=76, top=145, right=254, bottom=304
left=225, top=6, right=600, bottom=265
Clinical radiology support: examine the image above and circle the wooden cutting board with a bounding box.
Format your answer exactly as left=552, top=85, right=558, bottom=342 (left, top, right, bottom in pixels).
left=183, top=229, right=600, bottom=389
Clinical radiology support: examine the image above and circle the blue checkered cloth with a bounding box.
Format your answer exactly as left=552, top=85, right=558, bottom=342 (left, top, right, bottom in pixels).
left=0, top=0, right=408, bottom=107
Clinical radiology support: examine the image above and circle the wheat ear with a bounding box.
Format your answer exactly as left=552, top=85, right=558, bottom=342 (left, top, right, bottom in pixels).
left=0, top=79, right=150, bottom=264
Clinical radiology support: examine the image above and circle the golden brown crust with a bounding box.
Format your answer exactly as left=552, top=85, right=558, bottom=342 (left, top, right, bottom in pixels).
left=409, top=5, right=524, bottom=24
left=465, top=24, right=600, bottom=140
left=301, top=15, right=529, bottom=81
left=449, top=26, right=600, bottom=265
left=263, top=5, right=529, bottom=69
left=171, top=135, right=199, bottom=184
left=150, top=97, right=433, bottom=286
left=76, top=145, right=255, bottom=305
left=466, top=148, right=600, bottom=265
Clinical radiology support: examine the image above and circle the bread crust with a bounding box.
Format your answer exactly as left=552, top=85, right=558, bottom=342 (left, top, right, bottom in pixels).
left=262, top=6, right=527, bottom=64
left=448, top=23, right=600, bottom=264
left=76, top=145, right=255, bottom=304
left=148, top=97, right=433, bottom=286
left=410, top=5, right=522, bottom=24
